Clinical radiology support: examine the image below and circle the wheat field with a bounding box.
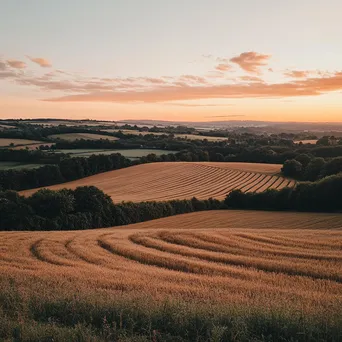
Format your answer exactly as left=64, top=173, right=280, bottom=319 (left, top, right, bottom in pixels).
left=294, top=139, right=318, bottom=145
left=1, top=210, right=341, bottom=340
left=20, top=162, right=294, bottom=201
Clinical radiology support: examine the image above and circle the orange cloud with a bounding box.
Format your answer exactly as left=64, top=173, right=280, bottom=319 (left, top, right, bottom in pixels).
left=17, top=77, right=117, bottom=92
left=43, top=72, right=342, bottom=103
left=230, top=52, right=271, bottom=74
left=3, top=52, right=341, bottom=109
left=179, top=75, right=208, bottom=84
left=27, top=56, right=52, bottom=67
left=239, top=76, right=263, bottom=82
left=205, top=114, right=244, bottom=118
left=284, top=70, right=310, bottom=78
left=164, top=103, right=234, bottom=107
left=140, top=77, right=166, bottom=84
left=6, top=59, right=26, bottom=69
left=215, top=63, right=232, bottom=72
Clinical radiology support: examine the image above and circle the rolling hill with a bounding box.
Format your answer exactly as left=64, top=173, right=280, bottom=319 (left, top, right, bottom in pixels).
left=20, top=162, right=294, bottom=201
left=1, top=210, right=341, bottom=338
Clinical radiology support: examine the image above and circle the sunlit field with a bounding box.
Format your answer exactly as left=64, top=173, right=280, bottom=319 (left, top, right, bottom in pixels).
left=0, top=138, right=44, bottom=147
left=1, top=210, right=341, bottom=341
left=294, top=140, right=318, bottom=145
left=48, top=133, right=119, bottom=141
left=49, top=148, right=175, bottom=160
left=20, top=162, right=294, bottom=202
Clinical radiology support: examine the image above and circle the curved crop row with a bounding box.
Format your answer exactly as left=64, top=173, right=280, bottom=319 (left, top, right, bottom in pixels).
left=20, top=162, right=291, bottom=202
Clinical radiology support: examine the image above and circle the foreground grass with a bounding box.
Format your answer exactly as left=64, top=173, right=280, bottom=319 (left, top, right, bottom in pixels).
left=1, top=277, right=341, bottom=342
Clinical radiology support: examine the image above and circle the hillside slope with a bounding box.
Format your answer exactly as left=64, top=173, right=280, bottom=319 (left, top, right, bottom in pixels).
left=20, top=162, right=294, bottom=202
left=1, top=210, right=341, bottom=329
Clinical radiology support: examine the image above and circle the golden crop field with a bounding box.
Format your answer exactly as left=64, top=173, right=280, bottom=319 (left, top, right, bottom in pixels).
left=48, top=133, right=119, bottom=141
left=294, top=139, right=318, bottom=145
left=1, top=210, right=341, bottom=340
left=0, top=138, right=44, bottom=147
left=20, top=162, right=293, bottom=201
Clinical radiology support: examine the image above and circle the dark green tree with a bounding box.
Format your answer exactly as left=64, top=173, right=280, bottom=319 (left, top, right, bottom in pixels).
left=281, top=159, right=303, bottom=178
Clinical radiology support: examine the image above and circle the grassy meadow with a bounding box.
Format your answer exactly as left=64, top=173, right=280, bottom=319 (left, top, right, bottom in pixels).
left=0, top=161, right=43, bottom=170
left=48, top=133, right=119, bottom=141
left=0, top=138, right=44, bottom=147
left=50, top=148, right=174, bottom=160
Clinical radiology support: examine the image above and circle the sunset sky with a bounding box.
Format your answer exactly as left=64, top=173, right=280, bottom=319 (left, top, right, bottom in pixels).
left=1, top=0, right=342, bottom=122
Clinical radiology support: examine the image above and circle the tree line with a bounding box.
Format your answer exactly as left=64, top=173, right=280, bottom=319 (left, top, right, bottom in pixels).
left=0, top=148, right=212, bottom=191
left=0, top=186, right=221, bottom=231
left=0, top=153, right=131, bottom=191
left=3, top=145, right=342, bottom=191
left=0, top=123, right=115, bottom=141
left=281, top=155, right=342, bottom=181
left=2, top=173, right=342, bottom=231
left=0, top=149, right=66, bottom=164
left=225, top=173, right=342, bottom=212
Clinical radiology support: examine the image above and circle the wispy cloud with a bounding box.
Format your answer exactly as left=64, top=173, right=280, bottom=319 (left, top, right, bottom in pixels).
left=165, top=103, right=234, bottom=107
left=0, top=60, right=18, bottom=78
left=204, top=114, right=245, bottom=118
left=230, top=52, right=271, bottom=74
left=27, top=56, right=52, bottom=68
left=215, top=63, right=232, bottom=72
left=43, top=72, right=342, bottom=103
left=239, top=76, right=263, bottom=82
left=284, top=70, right=310, bottom=78
left=2, top=52, right=341, bottom=107
left=179, top=75, right=208, bottom=84
left=7, top=59, right=27, bottom=69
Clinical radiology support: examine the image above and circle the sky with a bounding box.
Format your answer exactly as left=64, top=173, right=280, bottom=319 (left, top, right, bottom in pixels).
left=1, top=0, right=342, bottom=122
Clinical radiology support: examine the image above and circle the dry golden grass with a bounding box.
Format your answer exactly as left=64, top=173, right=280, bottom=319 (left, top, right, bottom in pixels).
left=20, top=162, right=292, bottom=201
left=1, top=210, right=341, bottom=322
left=48, top=133, right=119, bottom=141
